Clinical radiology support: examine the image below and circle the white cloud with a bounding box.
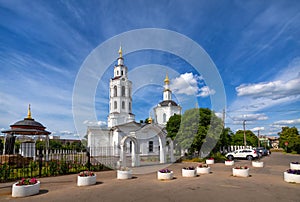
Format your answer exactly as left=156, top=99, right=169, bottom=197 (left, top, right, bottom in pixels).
left=171, top=73, right=198, bottom=95
left=251, top=127, right=265, bottom=131
left=231, top=113, right=268, bottom=122
left=215, top=112, right=223, bottom=118
left=273, top=118, right=300, bottom=125
left=198, top=86, right=216, bottom=97
left=231, top=57, right=300, bottom=115
left=83, top=120, right=106, bottom=126
left=236, top=73, right=300, bottom=100
left=170, top=72, right=215, bottom=97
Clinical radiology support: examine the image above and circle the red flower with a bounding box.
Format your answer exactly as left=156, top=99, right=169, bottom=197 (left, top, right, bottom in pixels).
left=16, top=178, right=38, bottom=186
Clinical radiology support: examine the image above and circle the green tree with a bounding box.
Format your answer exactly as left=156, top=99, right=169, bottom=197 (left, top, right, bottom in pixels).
left=174, top=108, right=223, bottom=156
left=166, top=114, right=181, bottom=140
left=0, top=139, right=3, bottom=154
left=14, top=140, right=21, bottom=153
left=36, top=140, right=46, bottom=149
left=215, top=127, right=233, bottom=151
left=278, top=127, right=300, bottom=153
left=231, top=130, right=258, bottom=147
left=71, top=141, right=85, bottom=151
left=63, top=142, right=71, bottom=150
left=175, top=108, right=199, bottom=153
left=49, top=140, right=63, bottom=150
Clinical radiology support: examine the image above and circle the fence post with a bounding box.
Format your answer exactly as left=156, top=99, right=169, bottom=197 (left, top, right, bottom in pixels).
left=86, top=147, right=91, bottom=171
left=38, top=148, right=43, bottom=177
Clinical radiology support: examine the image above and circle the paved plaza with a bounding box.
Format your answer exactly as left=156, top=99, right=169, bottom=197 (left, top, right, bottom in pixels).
left=0, top=152, right=299, bottom=202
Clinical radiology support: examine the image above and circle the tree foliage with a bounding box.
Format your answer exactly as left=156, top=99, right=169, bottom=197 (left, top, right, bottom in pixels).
left=166, top=114, right=181, bottom=140
left=173, top=108, right=223, bottom=156
left=36, top=139, right=85, bottom=151
left=0, top=139, right=3, bottom=154
left=231, top=130, right=258, bottom=147
left=278, top=126, right=300, bottom=153
left=215, top=127, right=233, bottom=151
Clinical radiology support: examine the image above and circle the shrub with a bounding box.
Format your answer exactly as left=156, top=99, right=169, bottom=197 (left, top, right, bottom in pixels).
left=49, top=160, right=59, bottom=176
left=208, top=152, right=226, bottom=162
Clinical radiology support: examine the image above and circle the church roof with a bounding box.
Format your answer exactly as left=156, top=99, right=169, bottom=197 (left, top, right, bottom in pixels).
left=113, top=121, right=141, bottom=128
left=2, top=128, right=51, bottom=135
left=11, top=118, right=45, bottom=129
left=159, top=100, right=178, bottom=106
left=1, top=105, right=51, bottom=135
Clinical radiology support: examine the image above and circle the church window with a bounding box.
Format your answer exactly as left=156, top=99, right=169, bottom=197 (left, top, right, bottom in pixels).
left=116, top=70, right=119, bottom=76
left=122, top=86, right=125, bottom=96
left=114, top=86, right=117, bottom=97
left=163, top=113, right=166, bottom=123
left=122, top=101, right=125, bottom=109
left=121, top=70, right=123, bottom=75
left=114, top=101, right=117, bottom=109
left=129, top=102, right=131, bottom=111
left=148, top=141, right=153, bottom=153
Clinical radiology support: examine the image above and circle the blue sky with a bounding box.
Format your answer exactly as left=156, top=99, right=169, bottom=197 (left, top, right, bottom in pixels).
left=1, top=0, right=300, bottom=139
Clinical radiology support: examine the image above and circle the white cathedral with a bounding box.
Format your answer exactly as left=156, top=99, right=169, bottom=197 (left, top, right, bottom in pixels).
left=87, top=47, right=181, bottom=167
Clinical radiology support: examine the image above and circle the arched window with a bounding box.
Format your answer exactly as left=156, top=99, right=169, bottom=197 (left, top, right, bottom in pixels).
left=122, top=86, right=125, bottom=96
left=114, top=101, right=117, bottom=109
left=163, top=113, right=166, bottom=123
left=116, top=70, right=119, bottom=76
left=148, top=141, right=153, bottom=153
left=122, top=101, right=125, bottom=109
left=114, top=86, right=117, bottom=97
left=129, top=141, right=132, bottom=153
left=121, top=70, right=123, bottom=76
left=129, top=102, right=131, bottom=111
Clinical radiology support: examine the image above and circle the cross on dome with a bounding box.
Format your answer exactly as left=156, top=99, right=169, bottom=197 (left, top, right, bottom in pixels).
left=118, top=46, right=123, bottom=58
left=27, top=104, right=32, bottom=119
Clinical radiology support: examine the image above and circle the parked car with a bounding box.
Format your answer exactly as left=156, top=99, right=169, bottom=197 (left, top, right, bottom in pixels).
left=254, top=149, right=263, bottom=158
left=225, top=149, right=258, bottom=160
left=255, top=147, right=269, bottom=156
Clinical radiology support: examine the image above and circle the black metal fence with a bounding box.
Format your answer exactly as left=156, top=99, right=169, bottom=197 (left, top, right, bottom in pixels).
left=0, top=148, right=109, bottom=183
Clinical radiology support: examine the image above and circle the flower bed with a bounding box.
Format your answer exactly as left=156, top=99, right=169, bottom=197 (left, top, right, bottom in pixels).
left=252, top=161, right=264, bottom=168
left=182, top=167, right=196, bottom=177
left=225, top=160, right=234, bottom=166
left=232, top=166, right=249, bottom=177
left=206, top=158, right=214, bottom=165
left=157, top=169, right=173, bottom=180
left=77, top=171, right=97, bottom=186
left=290, top=162, right=300, bottom=170
left=284, top=169, right=300, bottom=183
left=196, top=164, right=211, bottom=174
left=117, top=168, right=132, bottom=179
left=12, top=178, right=40, bottom=197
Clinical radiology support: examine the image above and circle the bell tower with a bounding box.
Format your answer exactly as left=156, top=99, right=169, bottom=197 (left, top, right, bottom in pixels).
left=107, top=47, right=135, bottom=127
left=154, top=73, right=181, bottom=125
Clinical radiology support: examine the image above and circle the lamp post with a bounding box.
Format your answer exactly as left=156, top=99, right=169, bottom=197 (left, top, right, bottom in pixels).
left=243, top=120, right=246, bottom=147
